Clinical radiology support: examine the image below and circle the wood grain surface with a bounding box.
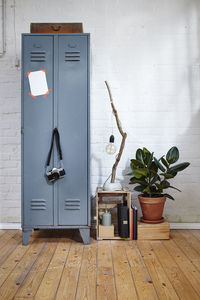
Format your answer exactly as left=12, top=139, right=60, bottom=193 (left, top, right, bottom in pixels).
left=0, top=229, right=199, bottom=299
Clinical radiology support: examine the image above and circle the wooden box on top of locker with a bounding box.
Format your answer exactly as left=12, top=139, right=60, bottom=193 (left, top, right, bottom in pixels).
left=21, top=34, right=90, bottom=245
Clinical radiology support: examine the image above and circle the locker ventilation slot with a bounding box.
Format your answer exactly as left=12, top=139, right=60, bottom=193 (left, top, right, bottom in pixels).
left=65, top=51, right=80, bottom=62
left=64, top=199, right=80, bottom=210
left=30, top=51, right=46, bottom=62
left=31, top=199, right=46, bottom=210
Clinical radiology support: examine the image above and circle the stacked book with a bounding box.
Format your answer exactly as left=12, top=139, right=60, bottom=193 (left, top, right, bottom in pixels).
left=130, top=205, right=138, bottom=240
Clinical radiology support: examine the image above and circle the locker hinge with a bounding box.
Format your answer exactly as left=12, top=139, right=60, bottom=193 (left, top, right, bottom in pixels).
left=21, top=128, right=24, bottom=134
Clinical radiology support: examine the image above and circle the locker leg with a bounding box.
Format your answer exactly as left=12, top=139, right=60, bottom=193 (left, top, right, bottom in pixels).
left=79, top=228, right=90, bottom=245
left=22, top=230, right=32, bottom=245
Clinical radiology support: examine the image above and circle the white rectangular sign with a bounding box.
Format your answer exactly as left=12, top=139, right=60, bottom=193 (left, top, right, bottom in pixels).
left=28, top=70, right=48, bottom=97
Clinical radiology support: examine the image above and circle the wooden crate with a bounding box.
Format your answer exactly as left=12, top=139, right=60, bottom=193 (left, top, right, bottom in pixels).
left=138, top=221, right=170, bottom=240
left=96, top=187, right=131, bottom=240
left=99, top=225, right=114, bottom=239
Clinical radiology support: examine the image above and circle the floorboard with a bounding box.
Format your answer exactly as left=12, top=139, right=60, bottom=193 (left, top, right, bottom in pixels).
left=55, top=239, right=83, bottom=300
left=137, top=240, right=179, bottom=300
left=150, top=240, right=199, bottom=300
left=0, top=232, right=21, bottom=266
left=170, top=230, right=200, bottom=272
left=163, top=238, right=200, bottom=296
left=35, top=237, right=72, bottom=300
left=0, top=238, right=45, bottom=300
left=15, top=238, right=58, bottom=298
left=125, top=240, right=158, bottom=300
left=97, top=241, right=117, bottom=300
left=76, top=240, right=97, bottom=300
left=111, top=240, right=138, bottom=300
left=0, top=229, right=199, bottom=300
left=190, top=229, right=200, bottom=240
left=179, top=230, right=200, bottom=254
left=0, top=230, right=18, bottom=251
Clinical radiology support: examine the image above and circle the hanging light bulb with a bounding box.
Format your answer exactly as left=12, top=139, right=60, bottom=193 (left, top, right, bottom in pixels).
left=106, top=135, right=116, bottom=155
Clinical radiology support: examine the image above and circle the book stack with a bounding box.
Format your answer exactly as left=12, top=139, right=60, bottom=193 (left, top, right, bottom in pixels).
left=130, top=205, right=138, bottom=240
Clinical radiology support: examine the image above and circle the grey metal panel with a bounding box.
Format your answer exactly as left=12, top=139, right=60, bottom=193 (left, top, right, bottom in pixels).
left=57, top=35, right=88, bottom=225
left=21, top=33, right=90, bottom=237
left=53, top=35, right=59, bottom=226
left=22, top=35, right=54, bottom=226
left=87, top=35, right=91, bottom=226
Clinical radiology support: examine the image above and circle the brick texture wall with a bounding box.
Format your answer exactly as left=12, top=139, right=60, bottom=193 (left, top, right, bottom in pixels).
left=0, top=0, right=200, bottom=223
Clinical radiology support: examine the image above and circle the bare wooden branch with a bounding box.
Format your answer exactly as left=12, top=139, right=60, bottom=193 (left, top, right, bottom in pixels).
left=105, top=81, right=127, bottom=183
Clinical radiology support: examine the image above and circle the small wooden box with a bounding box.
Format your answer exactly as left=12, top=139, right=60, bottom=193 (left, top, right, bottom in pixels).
left=30, top=23, right=83, bottom=33
left=138, top=221, right=170, bottom=240
left=99, top=225, right=114, bottom=239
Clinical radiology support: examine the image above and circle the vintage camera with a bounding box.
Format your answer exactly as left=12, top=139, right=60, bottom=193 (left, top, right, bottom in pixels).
left=46, top=167, right=65, bottom=182
left=46, top=128, right=65, bottom=183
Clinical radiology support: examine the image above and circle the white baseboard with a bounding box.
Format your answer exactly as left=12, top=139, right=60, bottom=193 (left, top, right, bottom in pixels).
left=170, top=223, right=200, bottom=229
left=0, top=223, right=200, bottom=230
left=0, top=223, right=21, bottom=230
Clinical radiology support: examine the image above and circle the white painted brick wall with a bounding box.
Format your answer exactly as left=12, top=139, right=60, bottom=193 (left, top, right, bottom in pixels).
left=0, top=0, right=200, bottom=223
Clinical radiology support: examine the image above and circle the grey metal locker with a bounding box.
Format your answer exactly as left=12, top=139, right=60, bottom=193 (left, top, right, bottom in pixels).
left=21, top=33, right=90, bottom=245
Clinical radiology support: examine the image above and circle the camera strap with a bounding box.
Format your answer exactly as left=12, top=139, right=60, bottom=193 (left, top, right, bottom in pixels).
left=46, top=128, right=64, bottom=171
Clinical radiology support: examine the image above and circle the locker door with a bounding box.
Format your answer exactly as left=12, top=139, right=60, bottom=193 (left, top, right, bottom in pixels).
left=22, top=35, right=54, bottom=226
left=57, top=35, right=88, bottom=225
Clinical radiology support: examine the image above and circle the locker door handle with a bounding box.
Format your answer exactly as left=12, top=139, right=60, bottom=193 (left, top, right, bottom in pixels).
left=50, top=25, right=61, bottom=31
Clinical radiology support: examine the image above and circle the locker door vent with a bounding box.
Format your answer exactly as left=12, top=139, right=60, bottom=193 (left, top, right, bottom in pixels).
left=31, top=199, right=46, bottom=210
left=65, top=51, right=80, bottom=62
left=64, top=199, right=80, bottom=210
left=30, top=51, right=46, bottom=62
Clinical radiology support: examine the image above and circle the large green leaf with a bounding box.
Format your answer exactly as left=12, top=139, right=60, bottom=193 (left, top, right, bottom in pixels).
left=149, top=161, right=158, bottom=173
left=167, top=170, right=177, bottom=177
left=154, top=157, right=165, bottom=172
left=147, top=152, right=154, bottom=168
left=163, top=193, right=175, bottom=200
left=158, top=155, right=164, bottom=161
left=166, top=146, right=179, bottom=164
left=133, top=168, right=148, bottom=178
left=136, top=149, right=144, bottom=164
left=150, top=174, right=159, bottom=185
left=161, top=180, right=170, bottom=189
left=134, top=185, right=146, bottom=192
left=155, top=183, right=163, bottom=193
left=161, top=157, right=169, bottom=169
left=143, top=147, right=151, bottom=154
left=142, top=148, right=151, bottom=165
left=160, top=173, right=175, bottom=179
left=129, top=177, right=148, bottom=186
left=168, top=162, right=190, bottom=173
left=149, top=169, right=158, bottom=179
left=130, top=159, right=144, bottom=170
left=143, top=186, right=151, bottom=194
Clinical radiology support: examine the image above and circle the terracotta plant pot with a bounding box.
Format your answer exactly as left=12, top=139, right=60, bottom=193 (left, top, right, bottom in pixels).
left=138, top=194, right=166, bottom=224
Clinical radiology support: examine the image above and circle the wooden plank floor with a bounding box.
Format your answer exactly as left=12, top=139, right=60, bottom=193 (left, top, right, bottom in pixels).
left=0, top=229, right=200, bottom=300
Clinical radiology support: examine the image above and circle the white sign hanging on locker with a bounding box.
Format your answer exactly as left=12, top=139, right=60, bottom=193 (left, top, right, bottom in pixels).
left=27, top=69, right=50, bottom=97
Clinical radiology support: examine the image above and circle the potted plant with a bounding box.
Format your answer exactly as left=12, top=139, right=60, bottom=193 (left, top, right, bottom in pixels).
left=129, top=146, right=190, bottom=223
